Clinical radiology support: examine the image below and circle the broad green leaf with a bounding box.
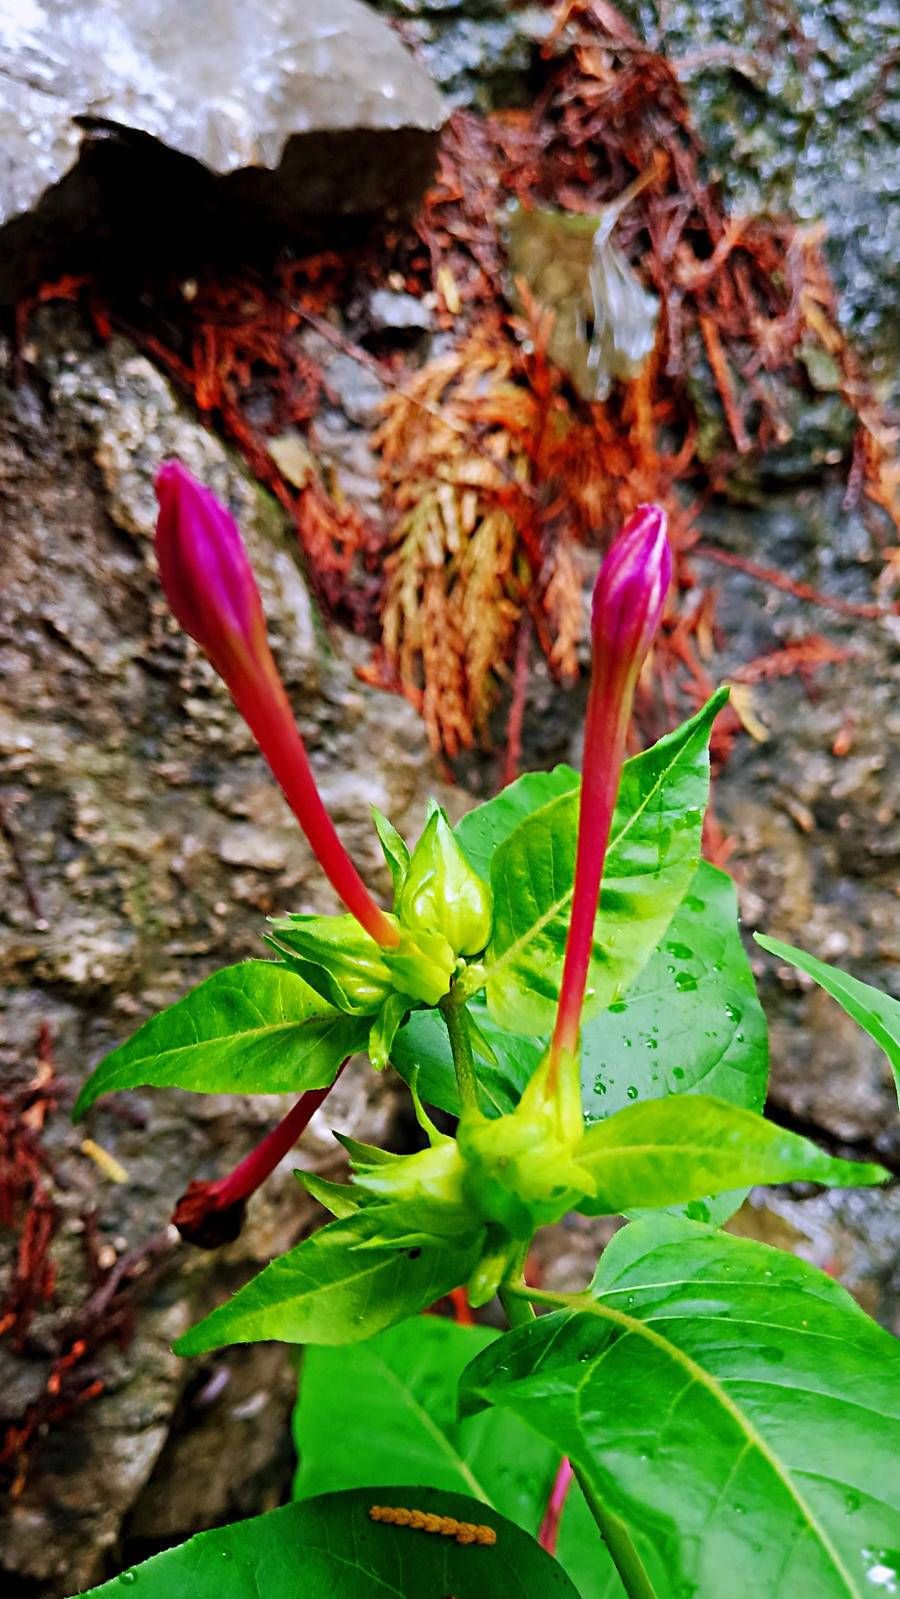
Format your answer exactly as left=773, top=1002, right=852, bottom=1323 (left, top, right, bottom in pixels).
left=455, top=765, right=579, bottom=884
left=76, top=1485, right=580, bottom=1597
left=581, top=862, right=766, bottom=1118
left=174, top=1208, right=483, bottom=1356
left=576, top=1093, right=887, bottom=1215
left=294, top=1316, right=624, bottom=1599
left=462, top=1216, right=900, bottom=1599
left=755, top=933, right=900, bottom=1104
left=581, top=861, right=768, bottom=1224
left=484, top=690, right=728, bottom=1035
left=73, top=961, right=366, bottom=1119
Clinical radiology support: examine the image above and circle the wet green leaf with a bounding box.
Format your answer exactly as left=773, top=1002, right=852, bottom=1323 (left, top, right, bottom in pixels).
left=73, top=961, right=366, bottom=1119
left=483, top=691, right=727, bottom=1035
left=294, top=1316, right=624, bottom=1599
left=174, top=1208, right=483, bottom=1356
left=76, top=1485, right=579, bottom=1597
left=576, top=1093, right=887, bottom=1215
left=455, top=765, right=579, bottom=885
left=461, top=1216, right=900, bottom=1599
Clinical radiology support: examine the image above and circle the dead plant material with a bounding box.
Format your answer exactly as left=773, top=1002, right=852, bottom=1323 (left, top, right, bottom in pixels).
left=0, top=1026, right=173, bottom=1494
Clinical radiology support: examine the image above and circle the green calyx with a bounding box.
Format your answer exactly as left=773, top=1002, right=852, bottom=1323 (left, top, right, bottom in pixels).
left=266, top=914, right=395, bottom=1013
left=382, top=923, right=458, bottom=1007
left=399, top=806, right=493, bottom=958
left=458, top=1046, right=592, bottom=1238
left=268, top=910, right=456, bottom=1018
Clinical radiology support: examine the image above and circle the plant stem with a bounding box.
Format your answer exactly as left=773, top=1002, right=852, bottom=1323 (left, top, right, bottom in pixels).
left=439, top=988, right=479, bottom=1113
left=498, top=1244, right=536, bottom=1330
left=538, top=1457, right=574, bottom=1554
left=573, top=1468, right=658, bottom=1599
left=501, top=1284, right=657, bottom=1598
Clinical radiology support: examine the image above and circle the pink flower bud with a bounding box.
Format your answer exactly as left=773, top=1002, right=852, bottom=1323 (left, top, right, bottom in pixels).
left=155, top=462, right=270, bottom=682
left=154, top=462, right=397, bottom=947
left=591, top=503, right=671, bottom=681
left=550, top=505, right=671, bottom=1069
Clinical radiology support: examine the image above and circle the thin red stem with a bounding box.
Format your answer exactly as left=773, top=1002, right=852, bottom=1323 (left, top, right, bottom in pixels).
left=231, top=671, right=398, bottom=947
left=211, top=1075, right=342, bottom=1207
left=549, top=674, right=630, bottom=1074
left=538, top=1457, right=574, bottom=1555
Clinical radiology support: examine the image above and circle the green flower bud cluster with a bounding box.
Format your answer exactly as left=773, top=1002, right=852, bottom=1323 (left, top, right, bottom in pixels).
left=266, top=802, right=494, bottom=1071
left=300, top=1034, right=595, bottom=1311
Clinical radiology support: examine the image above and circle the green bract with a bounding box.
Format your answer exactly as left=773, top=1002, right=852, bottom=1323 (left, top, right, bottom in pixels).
left=399, top=805, right=493, bottom=955
left=267, top=913, right=396, bottom=1013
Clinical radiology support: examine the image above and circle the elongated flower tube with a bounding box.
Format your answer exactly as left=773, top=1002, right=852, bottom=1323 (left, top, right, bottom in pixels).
left=155, top=461, right=397, bottom=946
left=549, top=504, right=671, bottom=1080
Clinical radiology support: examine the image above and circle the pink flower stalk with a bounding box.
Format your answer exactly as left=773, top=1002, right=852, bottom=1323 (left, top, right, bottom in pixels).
left=173, top=1076, right=341, bottom=1248
left=155, top=462, right=397, bottom=948
left=538, top=1457, right=574, bottom=1554
left=549, top=504, right=671, bottom=1077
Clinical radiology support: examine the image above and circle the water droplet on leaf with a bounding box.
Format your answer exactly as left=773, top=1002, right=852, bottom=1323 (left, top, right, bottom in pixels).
left=626, top=1086, right=638, bottom=1100
left=674, top=971, right=698, bottom=992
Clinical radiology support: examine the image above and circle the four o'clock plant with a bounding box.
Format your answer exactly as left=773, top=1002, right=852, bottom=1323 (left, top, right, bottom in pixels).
left=73, top=467, right=900, bottom=1599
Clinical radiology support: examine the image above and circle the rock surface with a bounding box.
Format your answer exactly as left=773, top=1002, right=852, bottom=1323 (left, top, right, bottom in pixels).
left=0, top=308, right=455, bottom=1594
left=0, top=0, right=446, bottom=302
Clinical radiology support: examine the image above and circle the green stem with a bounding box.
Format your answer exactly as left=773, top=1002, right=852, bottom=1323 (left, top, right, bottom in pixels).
left=573, top=1469, right=658, bottom=1599
left=502, top=1285, right=656, bottom=1598
left=498, top=1244, right=536, bottom=1330
left=439, top=989, right=479, bottom=1113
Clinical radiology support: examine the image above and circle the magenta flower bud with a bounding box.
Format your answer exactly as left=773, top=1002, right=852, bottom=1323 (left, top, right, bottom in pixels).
left=155, top=461, right=270, bottom=682
left=591, top=502, right=671, bottom=681
left=550, top=504, right=671, bottom=1071
left=154, top=461, right=397, bottom=948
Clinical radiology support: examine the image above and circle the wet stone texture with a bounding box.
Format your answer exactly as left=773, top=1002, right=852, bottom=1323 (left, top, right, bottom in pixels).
left=0, top=309, right=456, bottom=1594
left=0, top=0, right=446, bottom=302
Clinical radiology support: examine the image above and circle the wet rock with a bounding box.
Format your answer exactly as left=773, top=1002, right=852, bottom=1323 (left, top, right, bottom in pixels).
left=367, top=286, right=436, bottom=334
left=0, top=0, right=446, bottom=303
left=0, top=306, right=452, bottom=1594
left=615, top=0, right=900, bottom=368
left=697, top=488, right=900, bottom=1158
left=376, top=1, right=553, bottom=111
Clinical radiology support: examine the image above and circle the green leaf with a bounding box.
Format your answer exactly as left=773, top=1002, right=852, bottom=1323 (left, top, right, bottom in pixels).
left=73, top=962, right=367, bottom=1119
left=76, top=1486, right=580, bottom=1597
left=394, top=863, right=766, bottom=1169
left=455, top=765, right=579, bottom=883
left=581, top=861, right=768, bottom=1224
left=484, top=691, right=728, bottom=1035
left=174, top=1208, right=483, bottom=1356
left=576, top=1093, right=887, bottom=1215
left=371, top=805, right=410, bottom=898
left=294, top=1316, right=624, bottom=1599
left=462, top=1216, right=900, bottom=1599
left=755, top=933, right=900, bottom=1104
